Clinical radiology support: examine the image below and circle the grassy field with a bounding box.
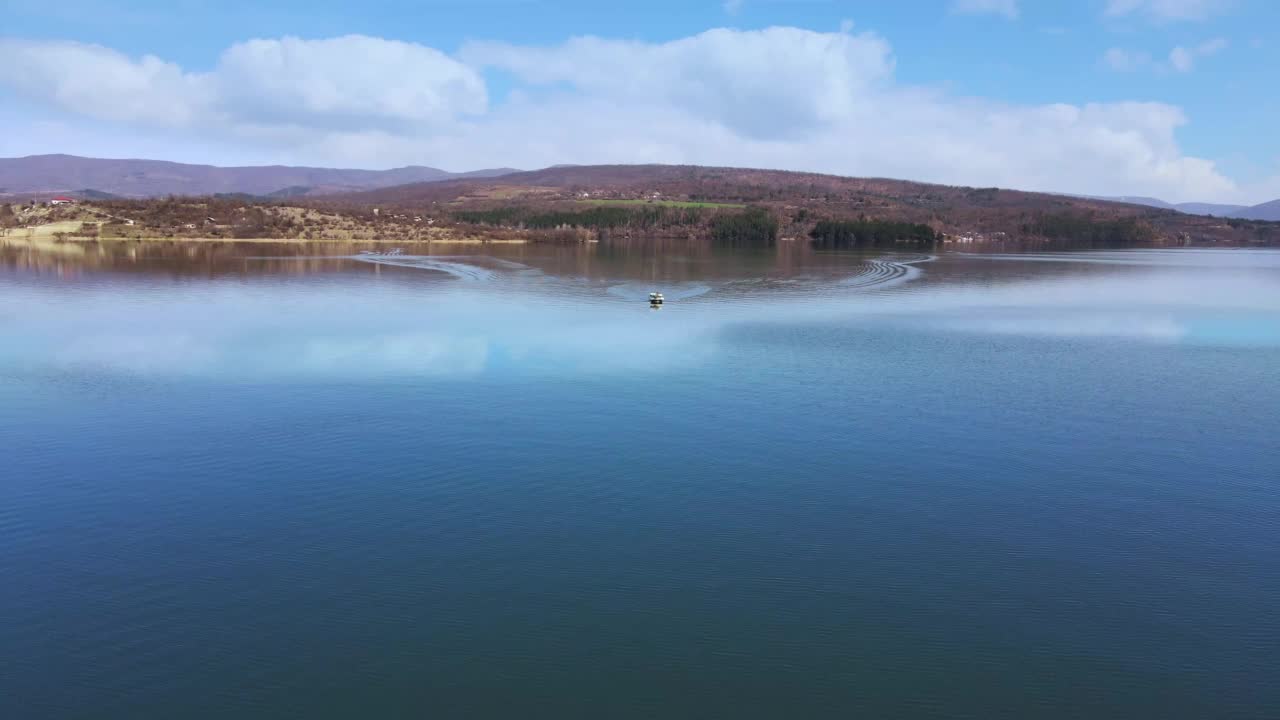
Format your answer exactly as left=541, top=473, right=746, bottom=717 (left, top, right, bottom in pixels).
left=577, top=198, right=745, bottom=209
left=1, top=220, right=86, bottom=239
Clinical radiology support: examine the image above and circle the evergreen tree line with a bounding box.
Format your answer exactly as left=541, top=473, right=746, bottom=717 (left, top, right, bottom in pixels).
left=452, top=204, right=779, bottom=246
left=809, top=219, right=939, bottom=249
left=709, top=207, right=778, bottom=247
left=1021, top=213, right=1156, bottom=248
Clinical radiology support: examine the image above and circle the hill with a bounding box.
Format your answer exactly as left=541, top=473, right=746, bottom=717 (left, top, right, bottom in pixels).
left=324, top=163, right=1190, bottom=224
left=0, top=154, right=518, bottom=199
left=1232, top=199, right=1280, bottom=222
left=8, top=164, right=1275, bottom=249
left=1091, top=194, right=1276, bottom=220
left=1089, top=196, right=1175, bottom=210
left=1174, top=202, right=1248, bottom=216
left=314, top=164, right=1278, bottom=248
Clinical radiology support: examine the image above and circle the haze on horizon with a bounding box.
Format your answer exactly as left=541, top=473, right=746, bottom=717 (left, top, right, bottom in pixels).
left=1, top=0, right=1277, bottom=205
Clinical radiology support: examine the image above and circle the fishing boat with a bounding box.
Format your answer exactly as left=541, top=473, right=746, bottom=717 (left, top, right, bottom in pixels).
left=649, top=292, right=664, bottom=306
left=359, top=248, right=404, bottom=257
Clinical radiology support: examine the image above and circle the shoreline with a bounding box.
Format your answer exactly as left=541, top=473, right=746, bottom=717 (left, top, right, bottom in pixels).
left=1, top=234, right=530, bottom=246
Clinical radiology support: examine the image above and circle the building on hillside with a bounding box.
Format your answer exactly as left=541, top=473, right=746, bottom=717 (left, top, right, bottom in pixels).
left=48, top=196, right=76, bottom=205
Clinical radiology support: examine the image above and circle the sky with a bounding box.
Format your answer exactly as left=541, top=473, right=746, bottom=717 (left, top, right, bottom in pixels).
left=0, top=0, right=1276, bottom=204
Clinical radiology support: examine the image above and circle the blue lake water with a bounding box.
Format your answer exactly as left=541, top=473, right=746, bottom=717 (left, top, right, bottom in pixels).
left=2, top=244, right=1279, bottom=718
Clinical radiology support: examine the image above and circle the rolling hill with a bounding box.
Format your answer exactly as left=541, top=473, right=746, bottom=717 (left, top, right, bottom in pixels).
left=1091, top=195, right=1279, bottom=220
left=8, top=159, right=1277, bottom=246
left=303, top=164, right=1275, bottom=247
left=0, top=154, right=519, bottom=199
left=332, top=165, right=1278, bottom=222
left=325, top=163, right=1170, bottom=217
left=1233, top=199, right=1280, bottom=221
left=1173, top=202, right=1248, bottom=216
left=11, top=162, right=1274, bottom=249
left=6, top=154, right=1275, bottom=222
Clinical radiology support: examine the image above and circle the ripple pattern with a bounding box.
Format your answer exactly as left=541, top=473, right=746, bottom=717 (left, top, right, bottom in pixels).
left=352, top=255, right=503, bottom=281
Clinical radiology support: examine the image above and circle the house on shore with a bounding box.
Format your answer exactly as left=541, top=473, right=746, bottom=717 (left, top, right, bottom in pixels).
left=48, top=196, right=76, bottom=206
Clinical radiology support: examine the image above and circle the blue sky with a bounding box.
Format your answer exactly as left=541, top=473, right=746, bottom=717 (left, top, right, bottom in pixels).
left=1, top=0, right=1276, bottom=202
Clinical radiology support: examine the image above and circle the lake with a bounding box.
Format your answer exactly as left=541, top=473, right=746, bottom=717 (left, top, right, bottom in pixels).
left=2, top=242, right=1278, bottom=719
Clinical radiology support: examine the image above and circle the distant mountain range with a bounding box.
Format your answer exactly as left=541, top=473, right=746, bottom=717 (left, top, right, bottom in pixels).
left=1088, top=195, right=1280, bottom=222
left=0, top=154, right=519, bottom=199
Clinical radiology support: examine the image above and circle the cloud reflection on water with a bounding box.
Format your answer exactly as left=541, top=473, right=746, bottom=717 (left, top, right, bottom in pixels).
left=2, top=250, right=1278, bottom=380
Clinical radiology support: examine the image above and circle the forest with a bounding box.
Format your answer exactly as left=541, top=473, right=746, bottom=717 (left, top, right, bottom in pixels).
left=809, top=219, right=940, bottom=249
left=1021, top=213, right=1157, bottom=248
left=709, top=207, right=778, bottom=247
left=452, top=203, right=777, bottom=245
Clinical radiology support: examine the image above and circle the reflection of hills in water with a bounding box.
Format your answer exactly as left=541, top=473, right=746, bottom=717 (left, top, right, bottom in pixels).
left=349, top=252, right=937, bottom=302
left=963, top=249, right=1280, bottom=270
left=357, top=252, right=935, bottom=302
left=2, top=238, right=937, bottom=300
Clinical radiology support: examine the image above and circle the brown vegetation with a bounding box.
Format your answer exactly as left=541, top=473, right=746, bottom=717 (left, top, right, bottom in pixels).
left=313, top=165, right=1278, bottom=248
left=5, top=165, right=1277, bottom=249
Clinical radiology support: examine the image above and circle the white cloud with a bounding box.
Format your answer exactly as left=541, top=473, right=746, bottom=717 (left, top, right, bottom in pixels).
left=1104, top=0, right=1231, bottom=21
left=0, top=40, right=203, bottom=126
left=0, top=35, right=486, bottom=132
left=1198, top=36, right=1229, bottom=54
left=1103, top=37, right=1227, bottom=73
left=1169, top=37, right=1228, bottom=71
left=1167, top=46, right=1195, bottom=71
left=212, top=36, right=487, bottom=128
left=0, top=27, right=1259, bottom=203
left=951, top=0, right=1019, bottom=18
left=1103, top=47, right=1155, bottom=71
left=462, top=27, right=894, bottom=140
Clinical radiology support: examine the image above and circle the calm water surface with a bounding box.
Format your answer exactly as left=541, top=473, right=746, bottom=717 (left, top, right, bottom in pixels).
left=2, top=243, right=1278, bottom=719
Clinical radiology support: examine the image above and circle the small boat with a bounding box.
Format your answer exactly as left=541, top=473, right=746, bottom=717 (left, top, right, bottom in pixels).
left=649, top=292, right=664, bottom=306
left=359, top=248, right=404, bottom=257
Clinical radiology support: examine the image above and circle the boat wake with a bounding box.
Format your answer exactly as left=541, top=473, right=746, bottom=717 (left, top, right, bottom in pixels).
left=348, top=252, right=934, bottom=300
left=838, top=254, right=935, bottom=290
left=603, top=254, right=934, bottom=305
left=606, top=283, right=712, bottom=302
left=352, top=255, right=501, bottom=281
